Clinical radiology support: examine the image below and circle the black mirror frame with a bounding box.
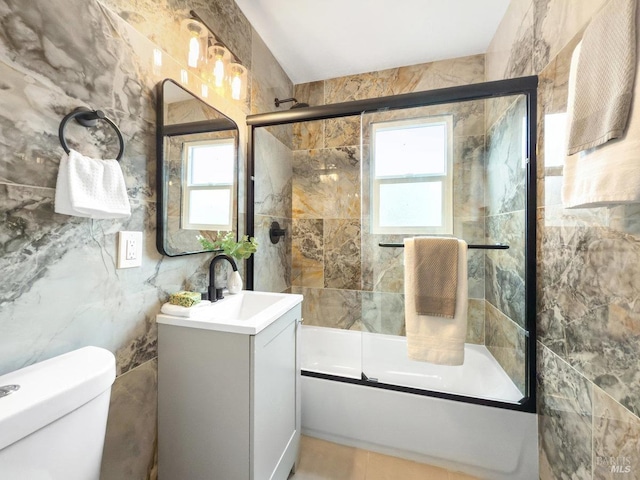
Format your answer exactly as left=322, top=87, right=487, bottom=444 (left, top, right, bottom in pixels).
left=156, top=78, right=240, bottom=257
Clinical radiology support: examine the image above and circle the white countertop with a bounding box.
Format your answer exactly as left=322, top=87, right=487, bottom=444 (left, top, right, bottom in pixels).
left=156, top=290, right=303, bottom=335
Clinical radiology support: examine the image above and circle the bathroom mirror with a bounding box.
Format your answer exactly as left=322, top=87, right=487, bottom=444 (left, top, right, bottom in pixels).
left=156, top=79, right=239, bottom=256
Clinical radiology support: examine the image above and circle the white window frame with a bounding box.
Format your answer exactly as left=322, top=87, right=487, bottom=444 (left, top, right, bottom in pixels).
left=371, top=115, right=454, bottom=235
left=181, top=138, right=235, bottom=231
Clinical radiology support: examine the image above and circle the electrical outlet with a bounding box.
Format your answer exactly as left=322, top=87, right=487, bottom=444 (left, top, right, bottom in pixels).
left=126, top=238, right=137, bottom=260
left=117, top=231, right=143, bottom=268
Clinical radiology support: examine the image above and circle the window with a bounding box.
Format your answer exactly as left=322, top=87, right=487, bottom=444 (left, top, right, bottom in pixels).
left=371, top=115, right=453, bottom=235
left=181, top=138, right=235, bottom=231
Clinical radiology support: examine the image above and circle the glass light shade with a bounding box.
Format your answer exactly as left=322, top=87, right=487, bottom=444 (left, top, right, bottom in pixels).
left=210, top=44, right=229, bottom=88
left=188, top=37, right=200, bottom=68
left=182, top=19, right=206, bottom=69
left=229, top=62, right=247, bottom=101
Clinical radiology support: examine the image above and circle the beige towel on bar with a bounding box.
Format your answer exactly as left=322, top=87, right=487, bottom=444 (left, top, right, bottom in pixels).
left=404, top=237, right=468, bottom=366
left=566, top=0, right=637, bottom=155
left=563, top=2, right=640, bottom=208
left=413, top=237, right=459, bottom=317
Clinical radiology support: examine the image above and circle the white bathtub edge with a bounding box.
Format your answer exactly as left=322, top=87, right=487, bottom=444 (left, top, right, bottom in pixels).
left=301, top=376, right=538, bottom=480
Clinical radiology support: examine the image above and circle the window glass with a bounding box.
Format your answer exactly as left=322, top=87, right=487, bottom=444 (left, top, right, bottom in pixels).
left=189, top=141, right=235, bottom=185
left=378, top=182, right=442, bottom=227
left=181, top=137, right=235, bottom=230
left=187, top=189, right=231, bottom=225
left=374, top=124, right=446, bottom=177
left=371, top=116, right=452, bottom=235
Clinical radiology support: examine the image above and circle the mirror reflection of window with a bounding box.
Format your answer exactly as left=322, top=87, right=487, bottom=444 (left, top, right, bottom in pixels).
left=181, top=138, right=235, bottom=231
left=371, top=115, right=453, bottom=235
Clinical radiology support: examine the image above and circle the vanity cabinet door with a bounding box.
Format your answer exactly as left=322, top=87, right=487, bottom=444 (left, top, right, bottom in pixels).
left=251, top=306, right=300, bottom=480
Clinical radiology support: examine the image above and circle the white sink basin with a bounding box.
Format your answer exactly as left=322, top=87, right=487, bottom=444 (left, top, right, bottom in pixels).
left=156, top=290, right=303, bottom=334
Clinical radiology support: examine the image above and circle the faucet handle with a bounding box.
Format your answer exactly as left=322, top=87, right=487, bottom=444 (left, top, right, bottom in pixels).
left=215, top=288, right=224, bottom=300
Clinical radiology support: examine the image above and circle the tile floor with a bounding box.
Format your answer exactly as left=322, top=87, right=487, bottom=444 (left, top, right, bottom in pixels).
left=289, top=435, right=481, bottom=480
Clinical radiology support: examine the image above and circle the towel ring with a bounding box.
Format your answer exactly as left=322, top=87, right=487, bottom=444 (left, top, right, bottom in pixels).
left=58, top=107, right=125, bottom=161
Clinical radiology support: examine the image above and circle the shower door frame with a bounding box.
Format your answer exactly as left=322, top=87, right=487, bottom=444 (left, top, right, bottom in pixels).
left=246, top=76, right=538, bottom=413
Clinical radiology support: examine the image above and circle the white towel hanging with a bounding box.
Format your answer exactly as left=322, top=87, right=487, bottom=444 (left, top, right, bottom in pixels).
left=404, top=237, right=468, bottom=366
left=54, top=149, right=131, bottom=219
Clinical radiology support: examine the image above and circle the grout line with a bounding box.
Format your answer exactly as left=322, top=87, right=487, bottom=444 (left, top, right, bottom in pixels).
left=0, top=181, right=55, bottom=191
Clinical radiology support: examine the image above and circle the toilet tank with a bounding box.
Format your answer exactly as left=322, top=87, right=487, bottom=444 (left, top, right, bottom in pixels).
left=0, top=346, right=116, bottom=480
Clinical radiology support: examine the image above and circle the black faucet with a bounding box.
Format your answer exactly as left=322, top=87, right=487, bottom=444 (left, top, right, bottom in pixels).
left=208, top=254, right=238, bottom=302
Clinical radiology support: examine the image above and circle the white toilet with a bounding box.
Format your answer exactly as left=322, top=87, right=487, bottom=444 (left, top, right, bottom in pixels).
left=0, top=346, right=116, bottom=479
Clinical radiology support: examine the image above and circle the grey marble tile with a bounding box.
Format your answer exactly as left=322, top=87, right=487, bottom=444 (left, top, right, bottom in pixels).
left=324, top=116, right=361, bottom=149
left=486, top=210, right=526, bottom=329
left=292, top=218, right=324, bottom=288
left=538, top=205, right=640, bottom=416
left=453, top=135, right=485, bottom=220
left=292, top=147, right=360, bottom=220
left=485, top=96, right=527, bottom=217
left=254, top=128, right=293, bottom=218
left=537, top=344, right=593, bottom=480
left=253, top=214, right=290, bottom=293
left=292, top=82, right=325, bottom=150
left=324, top=55, right=484, bottom=104
left=533, top=0, right=607, bottom=74
left=485, top=0, right=535, bottom=82
left=251, top=32, right=292, bottom=115
left=293, top=120, right=324, bottom=151
left=593, top=388, right=640, bottom=479
left=324, top=219, right=361, bottom=290
left=360, top=235, right=405, bottom=293
left=294, top=81, right=325, bottom=108
left=361, top=291, right=405, bottom=336
left=0, top=7, right=155, bottom=199
left=292, top=287, right=362, bottom=331
left=485, top=302, right=526, bottom=394
left=466, top=298, right=485, bottom=345
left=101, top=359, right=158, bottom=480
left=0, top=185, right=169, bottom=376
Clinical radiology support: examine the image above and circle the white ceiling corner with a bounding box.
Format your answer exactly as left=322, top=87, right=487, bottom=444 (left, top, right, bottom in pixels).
left=234, top=0, right=510, bottom=84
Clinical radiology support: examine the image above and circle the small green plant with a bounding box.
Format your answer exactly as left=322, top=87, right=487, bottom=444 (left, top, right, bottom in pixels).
left=197, top=232, right=258, bottom=260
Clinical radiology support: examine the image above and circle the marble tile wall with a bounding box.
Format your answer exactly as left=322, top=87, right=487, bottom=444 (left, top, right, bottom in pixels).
left=488, top=0, right=640, bottom=476
left=0, top=0, right=292, bottom=478
left=481, top=93, right=528, bottom=393
left=289, top=56, right=488, bottom=343
left=485, top=96, right=527, bottom=325
left=253, top=124, right=293, bottom=294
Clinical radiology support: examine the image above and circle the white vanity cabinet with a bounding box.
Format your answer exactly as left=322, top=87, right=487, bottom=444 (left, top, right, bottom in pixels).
left=157, top=302, right=302, bottom=480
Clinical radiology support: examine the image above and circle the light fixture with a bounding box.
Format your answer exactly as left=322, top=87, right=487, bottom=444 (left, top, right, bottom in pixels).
left=189, top=10, right=247, bottom=102
left=181, top=19, right=207, bottom=69
left=229, top=62, right=247, bottom=101
left=210, top=44, right=229, bottom=88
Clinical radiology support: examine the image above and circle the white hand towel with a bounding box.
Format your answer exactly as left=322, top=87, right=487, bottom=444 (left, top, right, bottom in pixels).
left=404, top=237, right=468, bottom=366
left=54, top=149, right=131, bottom=219
left=160, top=300, right=211, bottom=318
left=563, top=2, right=640, bottom=208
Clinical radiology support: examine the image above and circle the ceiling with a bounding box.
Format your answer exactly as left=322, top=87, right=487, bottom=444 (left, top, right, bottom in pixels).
left=234, top=0, right=511, bottom=85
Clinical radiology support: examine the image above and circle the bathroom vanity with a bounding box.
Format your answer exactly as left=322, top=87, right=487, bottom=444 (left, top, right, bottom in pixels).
left=156, top=291, right=303, bottom=480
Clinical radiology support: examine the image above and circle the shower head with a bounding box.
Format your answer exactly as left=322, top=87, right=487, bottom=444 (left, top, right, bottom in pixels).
left=274, top=97, right=309, bottom=109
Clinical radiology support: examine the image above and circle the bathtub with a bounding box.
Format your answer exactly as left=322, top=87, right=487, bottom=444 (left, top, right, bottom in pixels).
left=300, top=326, right=538, bottom=479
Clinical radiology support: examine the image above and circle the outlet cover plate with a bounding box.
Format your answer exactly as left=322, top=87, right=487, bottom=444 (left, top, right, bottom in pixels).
left=117, top=231, right=142, bottom=268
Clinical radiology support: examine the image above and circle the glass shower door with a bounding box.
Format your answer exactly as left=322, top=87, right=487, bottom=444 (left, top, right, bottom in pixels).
left=359, top=95, right=530, bottom=404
